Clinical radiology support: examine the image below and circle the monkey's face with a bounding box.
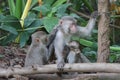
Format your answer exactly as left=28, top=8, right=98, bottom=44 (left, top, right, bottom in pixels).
left=68, top=41, right=80, bottom=49
left=60, top=20, right=77, bottom=34
left=31, top=31, right=48, bottom=45
left=69, top=22, right=77, bottom=34
left=40, top=35, right=48, bottom=44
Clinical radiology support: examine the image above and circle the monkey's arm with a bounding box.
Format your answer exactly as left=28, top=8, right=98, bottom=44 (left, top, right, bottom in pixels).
left=54, top=31, right=65, bottom=70
left=75, top=11, right=98, bottom=38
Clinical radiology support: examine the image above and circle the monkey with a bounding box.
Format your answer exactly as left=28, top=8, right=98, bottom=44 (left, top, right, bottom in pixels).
left=67, top=40, right=91, bottom=63
left=47, top=11, right=98, bottom=70
left=24, top=31, right=48, bottom=67
left=67, top=41, right=81, bottom=64
left=54, top=16, right=77, bottom=70
left=66, top=41, right=81, bottom=76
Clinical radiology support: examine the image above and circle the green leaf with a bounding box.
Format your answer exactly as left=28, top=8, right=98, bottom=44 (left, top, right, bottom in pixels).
left=0, top=14, right=5, bottom=19
left=47, top=0, right=67, bottom=17
left=81, top=0, right=93, bottom=12
left=0, top=33, right=17, bottom=45
left=22, top=0, right=26, bottom=10
left=14, top=0, right=22, bottom=18
left=57, top=3, right=71, bottom=14
left=27, top=19, right=43, bottom=33
left=43, top=17, right=59, bottom=32
left=109, top=54, right=117, bottom=63
left=17, top=19, right=42, bottom=33
left=8, top=0, right=15, bottom=15
left=0, top=14, right=5, bottom=24
left=33, top=5, right=50, bottom=15
left=20, top=32, right=30, bottom=47
left=31, top=0, right=38, bottom=8
left=24, top=12, right=36, bottom=27
left=52, top=0, right=66, bottom=7
left=0, top=25, right=18, bottom=35
left=44, top=0, right=55, bottom=5
left=56, top=3, right=72, bottom=17
left=1, top=15, right=21, bottom=29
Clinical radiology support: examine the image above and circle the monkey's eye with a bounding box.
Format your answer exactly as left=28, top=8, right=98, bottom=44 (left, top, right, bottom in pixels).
left=72, top=23, right=76, bottom=26
left=59, top=20, right=63, bottom=24
left=35, top=38, right=40, bottom=42
left=70, top=46, right=76, bottom=49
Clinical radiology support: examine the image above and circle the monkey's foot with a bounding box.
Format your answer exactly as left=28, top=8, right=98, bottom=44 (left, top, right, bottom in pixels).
left=57, top=60, right=65, bottom=71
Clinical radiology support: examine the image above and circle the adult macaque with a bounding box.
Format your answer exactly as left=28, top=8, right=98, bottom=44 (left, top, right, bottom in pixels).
left=47, top=11, right=98, bottom=70
left=25, top=31, right=48, bottom=67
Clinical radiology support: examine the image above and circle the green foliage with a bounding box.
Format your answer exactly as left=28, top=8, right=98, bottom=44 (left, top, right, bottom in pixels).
left=8, top=0, right=24, bottom=18
left=19, top=32, right=30, bottom=47
left=33, top=4, right=51, bottom=16
left=32, top=1, right=72, bottom=32
left=81, top=0, right=94, bottom=12
left=82, top=47, right=97, bottom=62
left=0, top=25, right=18, bottom=35
left=56, top=3, right=72, bottom=17
left=0, top=0, right=72, bottom=47
left=43, top=17, right=59, bottom=32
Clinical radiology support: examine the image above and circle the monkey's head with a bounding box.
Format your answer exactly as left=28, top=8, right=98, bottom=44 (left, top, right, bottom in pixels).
left=68, top=41, right=80, bottom=49
left=31, top=31, right=48, bottom=45
left=59, top=16, right=77, bottom=34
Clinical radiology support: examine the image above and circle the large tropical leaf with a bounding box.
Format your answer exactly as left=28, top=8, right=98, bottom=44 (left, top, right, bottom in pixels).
left=0, top=25, right=18, bottom=35
left=43, top=17, right=59, bottom=32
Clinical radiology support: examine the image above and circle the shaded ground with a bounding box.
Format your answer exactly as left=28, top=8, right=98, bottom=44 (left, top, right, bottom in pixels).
left=0, top=44, right=29, bottom=80
left=0, top=44, right=28, bottom=69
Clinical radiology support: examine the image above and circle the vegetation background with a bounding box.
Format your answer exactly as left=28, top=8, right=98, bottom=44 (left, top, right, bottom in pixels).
left=0, top=0, right=120, bottom=63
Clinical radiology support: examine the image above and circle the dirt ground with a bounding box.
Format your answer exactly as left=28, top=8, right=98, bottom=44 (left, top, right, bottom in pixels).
left=0, top=44, right=27, bottom=69
left=0, top=44, right=29, bottom=80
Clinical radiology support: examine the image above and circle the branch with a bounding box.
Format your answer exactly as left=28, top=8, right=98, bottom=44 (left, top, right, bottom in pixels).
left=68, top=7, right=90, bottom=19
left=63, top=73, right=120, bottom=80
left=28, top=73, right=120, bottom=80
left=1, top=63, right=120, bottom=77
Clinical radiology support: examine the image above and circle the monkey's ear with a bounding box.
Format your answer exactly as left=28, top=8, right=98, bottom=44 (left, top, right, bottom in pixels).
left=35, top=38, right=40, bottom=42
left=59, top=20, right=63, bottom=25
left=45, top=37, right=48, bottom=42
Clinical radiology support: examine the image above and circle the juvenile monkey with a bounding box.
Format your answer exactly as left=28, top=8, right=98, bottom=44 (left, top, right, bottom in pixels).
left=25, top=31, right=48, bottom=67
left=67, top=41, right=81, bottom=64
left=67, top=40, right=90, bottom=63
left=67, top=41, right=81, bottom=75
left=47, top=11, right=98, bottom=70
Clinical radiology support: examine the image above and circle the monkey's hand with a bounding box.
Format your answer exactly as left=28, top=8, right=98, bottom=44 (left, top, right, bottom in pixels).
left=57, top=60, right=65, bottom=71
left=91, top=11, right=99, bottom=18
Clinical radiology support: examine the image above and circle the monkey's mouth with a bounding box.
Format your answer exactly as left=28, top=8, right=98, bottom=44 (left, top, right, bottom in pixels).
left=71, top=30, right=77, bottom=34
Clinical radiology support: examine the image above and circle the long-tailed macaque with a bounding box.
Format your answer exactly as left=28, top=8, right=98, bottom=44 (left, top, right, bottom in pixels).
left=67, top=40, right=90, bottom=64
left=67, top=41, right=81, bottom=64
left=47, top=11, right=98, bottom=70
left=25, top=31, right=48, bottom=67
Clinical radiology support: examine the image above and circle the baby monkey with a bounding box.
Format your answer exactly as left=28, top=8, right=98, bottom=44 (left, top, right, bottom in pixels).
left=67, top=41, right=81, bottom=64
left=25, top=31, right=48, bottom=67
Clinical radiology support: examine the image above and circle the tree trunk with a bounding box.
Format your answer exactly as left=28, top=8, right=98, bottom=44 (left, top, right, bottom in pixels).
left=97, top=0, right=110, bottom=62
